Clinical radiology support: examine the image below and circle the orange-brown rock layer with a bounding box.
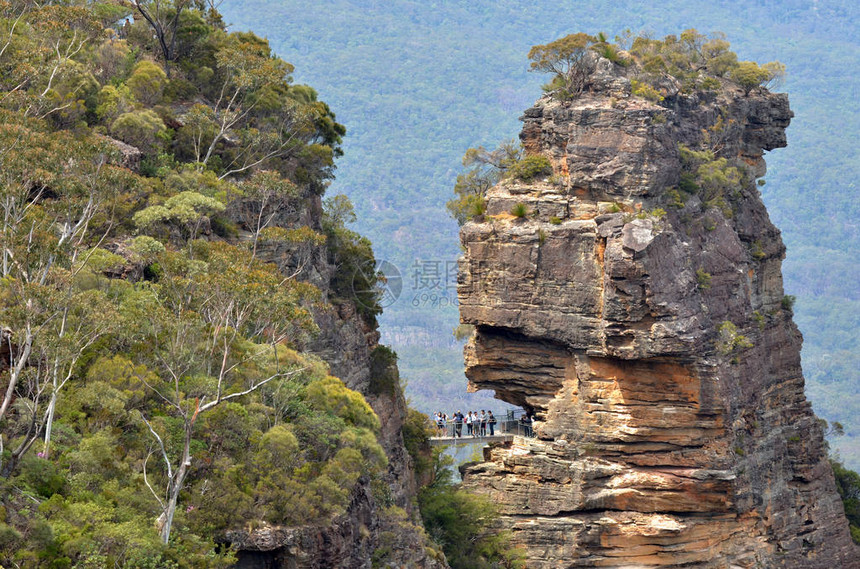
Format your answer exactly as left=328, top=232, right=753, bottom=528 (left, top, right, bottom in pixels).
left=458, top=58, right=858, bottom=567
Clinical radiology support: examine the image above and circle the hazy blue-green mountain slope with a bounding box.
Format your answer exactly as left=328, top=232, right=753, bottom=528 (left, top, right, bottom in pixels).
left=221, top=0, right=860, bottom=466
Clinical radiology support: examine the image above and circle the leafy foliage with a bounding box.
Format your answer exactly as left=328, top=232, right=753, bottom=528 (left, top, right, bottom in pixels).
left=401, top=408, right=435, bottom=479
left=510, top=202, right=528, bottom=218
left=528, top=33, right=596, bottom=98
left=831, top=458, right=860, bottom=543
left=732, top=60, right=785, bottom=95
left=445, top=141, right=520, bottom=225
left=323, top=194, right=382, bottom=322
left=0, top=1, right=390, bottom=565
left=418, top=452, right=524, bottom=569
left=507, top=154, right=552, bottom=182
left=127, top=60, right=168, bottom=106
left=717, top=320, right=754, bottom=359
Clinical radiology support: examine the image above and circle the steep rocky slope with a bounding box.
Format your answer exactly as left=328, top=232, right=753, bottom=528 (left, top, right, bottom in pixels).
left=458, top=57, right=858, bottom=567
left=225, top=190, right=445, bottom=568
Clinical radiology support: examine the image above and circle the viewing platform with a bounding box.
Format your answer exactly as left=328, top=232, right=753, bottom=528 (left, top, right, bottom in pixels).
left=427, top=409, right=535, bottom=446
left=428, top=433, right=514, bottom=447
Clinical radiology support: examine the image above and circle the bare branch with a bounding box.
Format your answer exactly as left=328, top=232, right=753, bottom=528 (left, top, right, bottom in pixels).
left=143, top=449, right=166, bottom=510
left=139, top=412, right=173, bottom=488
left=198, top=367, right=305, bottom=414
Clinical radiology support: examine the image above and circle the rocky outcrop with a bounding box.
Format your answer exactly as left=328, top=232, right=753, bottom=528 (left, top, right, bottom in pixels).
left=226, top=189, right=445, bottom=568
left=458, top=58, right=858, bottom=567
left=99, top=135, right=142, bottom=171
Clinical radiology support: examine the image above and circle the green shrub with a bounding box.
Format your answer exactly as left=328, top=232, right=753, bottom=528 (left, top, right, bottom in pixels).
left=133, top=190, right=226, bottom=239
left=96, top=84, right=136, bottom=123
left=717, top=320, right=753, bottom=357
left=324, top=195, right=382, bottom=323
left=631, top=79, right=663, bottom=102
left=698, top=76, right=722, bottom=91
left=0, top=522, right=22, bottom=551
left=163, top=76, right=197, bottom=102
left=666, top=187, right=685, bottom=208
left=402, top=408, right=434, bottom=478
left=549, top=216, right=562, bottom=225
left=679, top=172, right=699, bottom=194
left=93, top=38, right=133, bottom=84
left=782, top=295, right=796, bottom=311
left=594, top=41, right=626, bottom=65
left=446, top=193, right=485, bottom=224
left=696, top=268, right=712, bottom=290
left=42, top=61, right=101, bottom=127
left=507, top=154, right=552, bottom=181
left=210, top=215, right=239, bottom=238
left=637, top=207, right=666, bottom=219
left=110, top=110, right=167, bottom=155
left=304, top=376, right=380, bottom=431
left=143, top=262, right=163, bottom=281
left=16, top=454, right=66, bottom=498
left=419, top=452, right=525, bottom=569
left=831, top=458, right=860, bottom=544
left=698, top=157, right=742, bottom=201
left=126, top=235, right=165, bottom=263
left=82, top=247, right=126, bottom=274
left=731, top=60, right=785, bottom=95
left=126, top=60, right=167, bottom=106
left=510, top=202, right=528, bottom=218
left=139, top=151, right=178, bottom=178
left=750, top=240, right=766, bottom=260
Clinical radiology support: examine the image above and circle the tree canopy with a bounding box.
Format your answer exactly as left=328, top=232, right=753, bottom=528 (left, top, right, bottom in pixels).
left=527, top=32, right=597, bottom=97
left=0, top=1, right=391, bottom=566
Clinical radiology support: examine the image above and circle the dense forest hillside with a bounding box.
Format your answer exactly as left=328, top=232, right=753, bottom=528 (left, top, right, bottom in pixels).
left=221, top=0, right=860, bottom=467
left=0, top=2, right=454, bottom=566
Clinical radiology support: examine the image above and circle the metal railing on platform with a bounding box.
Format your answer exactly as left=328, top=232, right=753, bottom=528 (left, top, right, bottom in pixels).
left=431, top=409, right=535, bottom=440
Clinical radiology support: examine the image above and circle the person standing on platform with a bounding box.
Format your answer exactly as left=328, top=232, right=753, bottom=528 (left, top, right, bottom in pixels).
left=520, top=413, right=533, bottom=437
left=454, top=410, right=463, bottom=437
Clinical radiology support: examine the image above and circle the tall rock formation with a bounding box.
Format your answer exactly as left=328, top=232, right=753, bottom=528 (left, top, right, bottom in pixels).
left=458, top=56, right=858, bottom=567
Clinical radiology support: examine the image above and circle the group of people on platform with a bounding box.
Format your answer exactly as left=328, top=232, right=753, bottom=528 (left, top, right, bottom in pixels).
left=433, top=410, right=496, bottom=437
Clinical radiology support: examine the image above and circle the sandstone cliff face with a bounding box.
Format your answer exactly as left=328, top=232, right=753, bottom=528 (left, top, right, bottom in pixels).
left=226, top=193, right=445, bottom=568
left=458, top=58, right=858, bottom=567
